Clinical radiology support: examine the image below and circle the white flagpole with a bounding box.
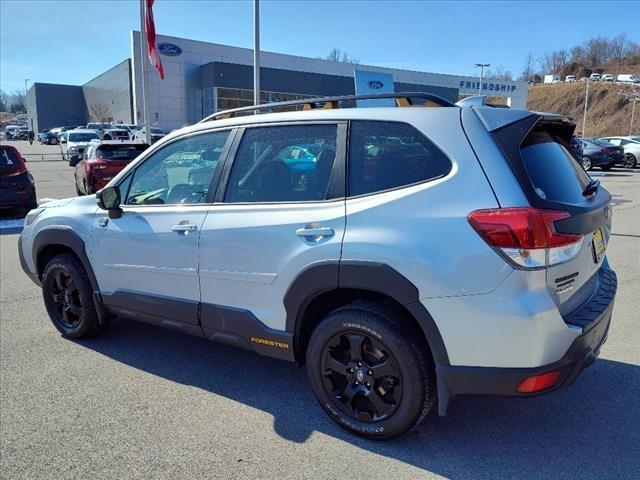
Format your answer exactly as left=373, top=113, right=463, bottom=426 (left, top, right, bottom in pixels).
left=139, top=0, right=151, bottom=144
left=253, top=0, right=260, bottom=107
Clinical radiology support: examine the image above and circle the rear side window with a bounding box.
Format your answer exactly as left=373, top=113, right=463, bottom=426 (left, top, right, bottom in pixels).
left=521, top=130, right=591, bottom=204
left=348, top=121, right=452, bottom=197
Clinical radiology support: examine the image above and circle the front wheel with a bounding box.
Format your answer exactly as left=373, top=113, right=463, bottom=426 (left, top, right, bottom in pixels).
left=42, top=253, right=108, bottom=338
left=624, top=154, right=637, bottom=168
left=582, top=156, right=592, bottom=171
left=306, top=301, right=435, bottom=440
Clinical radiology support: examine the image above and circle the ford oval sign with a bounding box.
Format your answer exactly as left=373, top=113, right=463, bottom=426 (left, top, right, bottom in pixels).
left=367, top=80, right=384, bottom=90
left=158, top=43, right=182, bottom=56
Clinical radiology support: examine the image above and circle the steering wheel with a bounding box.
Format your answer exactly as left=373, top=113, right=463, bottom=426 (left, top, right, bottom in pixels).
left=166, top=183, right=202, bottom=204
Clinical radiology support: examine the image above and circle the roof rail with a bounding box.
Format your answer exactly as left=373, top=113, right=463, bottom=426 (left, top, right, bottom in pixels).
left=198, top=92, right=456, bottom=123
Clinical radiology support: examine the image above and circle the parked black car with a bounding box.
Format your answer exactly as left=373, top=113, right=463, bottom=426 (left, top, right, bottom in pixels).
left=569, top=135, right=583, bottom=160
left=38, top=131, right=59, bottom=145
left=579, top=138, right=625, bottom=170
left=0, top=145, right=37, bottom=213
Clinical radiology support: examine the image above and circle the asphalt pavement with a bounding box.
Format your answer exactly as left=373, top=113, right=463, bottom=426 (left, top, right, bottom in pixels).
left=1, top=139, right=639, bottom=479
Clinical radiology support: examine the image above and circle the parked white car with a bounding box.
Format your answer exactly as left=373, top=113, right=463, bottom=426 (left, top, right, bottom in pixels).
left=617, top=74, right=639, bottom=83
left=589, top=73, right=602, bottom=81
left=601, top=74, right=615, bottom=82
left=60, top=129, right=100, bottom=166
left=565, top=75, right=576, bottom=83
left=598, top=136, right=640, bottom=168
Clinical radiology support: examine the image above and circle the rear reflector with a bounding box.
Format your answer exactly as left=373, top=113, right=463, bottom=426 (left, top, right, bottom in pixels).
left=517, top=369, right=562, bottom=393
left=468, top=207, right=583, bottom=269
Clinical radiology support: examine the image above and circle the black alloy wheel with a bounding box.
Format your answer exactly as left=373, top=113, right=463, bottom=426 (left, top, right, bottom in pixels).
left=321, top=331, right=402, bottom=423
left=48, top=268, right=83, bottom=330
left=42, top=253, right=108, bottom=338
left=582, top=156, right=592, bottom=171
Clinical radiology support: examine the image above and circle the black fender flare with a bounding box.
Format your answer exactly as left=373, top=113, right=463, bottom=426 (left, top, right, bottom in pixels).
left=33, top=228, right=101, bottom=294
left=283, top=260, right=450, bottom=366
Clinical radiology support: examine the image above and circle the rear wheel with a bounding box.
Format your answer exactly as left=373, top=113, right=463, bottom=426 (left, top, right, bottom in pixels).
left=42, top=253, right=108, bottom=338
left=582, top=156, right=592, bottom=170
left=624, top=154, right=637, bottom=168
left=306, top=301, right=435, bottom=440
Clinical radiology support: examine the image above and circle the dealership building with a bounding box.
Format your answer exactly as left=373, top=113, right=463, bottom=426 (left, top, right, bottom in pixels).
left=26, top=31, right=528, bottom=132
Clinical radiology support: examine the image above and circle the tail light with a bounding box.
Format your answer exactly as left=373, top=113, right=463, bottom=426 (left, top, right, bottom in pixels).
left=468, top=207, right=583, bottom=269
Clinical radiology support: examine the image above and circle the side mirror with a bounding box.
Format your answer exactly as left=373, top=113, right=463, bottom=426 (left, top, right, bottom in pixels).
left=96, top=186, right=122, bottom=219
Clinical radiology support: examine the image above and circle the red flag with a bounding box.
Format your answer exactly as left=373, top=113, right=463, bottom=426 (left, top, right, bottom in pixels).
left=144, top=0, right=164, bottom=79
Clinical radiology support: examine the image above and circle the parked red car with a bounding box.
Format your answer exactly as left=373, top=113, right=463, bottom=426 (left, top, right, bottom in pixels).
left=74, top=140, right=149, bottom=195
left=0, top=144, right=37, bottom=213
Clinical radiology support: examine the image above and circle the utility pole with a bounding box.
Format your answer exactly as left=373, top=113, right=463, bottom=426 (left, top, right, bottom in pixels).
left=630, top=95, right=637, bottom=136
left=582, top=79, right=590, bottom=137
left=24, top=79, right=29, bottom=113
left=253, top=0, right=260, bottom=107
left=475, top=63, right=490, bottom=95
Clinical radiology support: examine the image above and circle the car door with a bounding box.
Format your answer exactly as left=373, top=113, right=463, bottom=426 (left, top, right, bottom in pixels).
left=198, top=123, right=346, bottom=336
left=91, top=129, right=233, bottom=327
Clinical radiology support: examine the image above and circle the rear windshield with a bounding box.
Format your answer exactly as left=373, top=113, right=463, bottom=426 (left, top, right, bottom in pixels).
left=96, top=144, right=148, bottom=160
left=69, top=132, right=99, bottom=142
left=0, top=147, right=22, bottom=173
left=521, top=130, right=591, bottom=204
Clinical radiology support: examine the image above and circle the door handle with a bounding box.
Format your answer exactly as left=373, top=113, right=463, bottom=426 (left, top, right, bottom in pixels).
left=171, top=222, right=198, bottom=235
left=296, top=225, right=334, bottom=241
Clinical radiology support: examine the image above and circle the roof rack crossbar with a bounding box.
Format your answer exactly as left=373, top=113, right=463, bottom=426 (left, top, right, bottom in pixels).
left=198, top=92, right=455, bottom=123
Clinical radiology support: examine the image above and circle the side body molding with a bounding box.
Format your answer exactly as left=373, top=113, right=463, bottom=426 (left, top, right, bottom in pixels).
left=283, top=261, right=450, bottom=366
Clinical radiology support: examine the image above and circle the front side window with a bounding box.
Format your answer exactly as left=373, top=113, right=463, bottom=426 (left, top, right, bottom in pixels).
left=348, top=121, right=452, bottom=197
left=124, top=130, right=230, bottom=205
left=224, top=124, right=338, bottom=203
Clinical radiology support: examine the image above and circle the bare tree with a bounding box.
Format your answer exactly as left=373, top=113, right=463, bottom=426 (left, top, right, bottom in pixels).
left=325, top=48, right=360, bottom=64
left=486, top=64, right=513, bottom=81
left=89, top=103, right=111, bottom=123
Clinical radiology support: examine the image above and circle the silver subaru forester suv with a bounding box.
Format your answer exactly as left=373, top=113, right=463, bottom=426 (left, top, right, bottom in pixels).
left=20, top=93, right=616, bottom=439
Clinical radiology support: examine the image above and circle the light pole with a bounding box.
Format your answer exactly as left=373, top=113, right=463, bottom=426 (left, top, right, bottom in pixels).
left=582, top=78, right=590, bottom=137
left=630, top=95, right=638, bottom=136
left=474, top=63, right=490, bottom=95
left=253, top=0, right=260, bottom=107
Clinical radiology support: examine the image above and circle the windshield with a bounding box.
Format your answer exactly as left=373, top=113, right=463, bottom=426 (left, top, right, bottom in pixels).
left=0, top=147, right=23, bottom=174
left=69, top=132, right=99, bottom=142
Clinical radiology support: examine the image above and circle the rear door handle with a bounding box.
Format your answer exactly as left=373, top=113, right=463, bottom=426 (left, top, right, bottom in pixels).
left=296, top=225, right=334, bottom=241
left=171, top=222, right=198, bottom=235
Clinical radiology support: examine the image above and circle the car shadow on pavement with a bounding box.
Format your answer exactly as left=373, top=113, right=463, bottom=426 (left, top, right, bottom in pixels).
left=77, top=318, right=640, bottom=479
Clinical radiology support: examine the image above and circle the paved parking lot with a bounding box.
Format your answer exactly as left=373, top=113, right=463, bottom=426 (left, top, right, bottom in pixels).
left=1, top=139, right=639, bottom=479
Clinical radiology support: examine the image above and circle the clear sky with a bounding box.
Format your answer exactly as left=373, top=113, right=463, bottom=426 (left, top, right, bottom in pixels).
left=1, top=0, right=639, bottom=93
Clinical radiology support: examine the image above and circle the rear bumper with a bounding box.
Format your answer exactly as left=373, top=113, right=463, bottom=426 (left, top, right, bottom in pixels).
left=436, top=268, right=616, bottom=410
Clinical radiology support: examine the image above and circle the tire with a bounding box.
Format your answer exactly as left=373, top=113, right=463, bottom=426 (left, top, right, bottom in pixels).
left=601, top=164, right=613, bottom=171
left=41, top=253, right=108, bottom=338
left=624, top=154, right=637, bottom=168
left=582, top=156, right=592, bottom=171
left=306, top=301, right=435, bottom=440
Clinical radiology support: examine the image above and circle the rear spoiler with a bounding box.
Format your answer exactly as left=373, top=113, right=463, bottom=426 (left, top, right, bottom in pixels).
left=457, top=96, right=575, bottom=139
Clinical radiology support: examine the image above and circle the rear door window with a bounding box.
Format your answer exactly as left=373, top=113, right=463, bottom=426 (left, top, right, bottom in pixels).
left=347, top=121, right=452, bottom=197
left=224, top=124, right=338, bottom=203
left=521, top=130, right=591, bottom=204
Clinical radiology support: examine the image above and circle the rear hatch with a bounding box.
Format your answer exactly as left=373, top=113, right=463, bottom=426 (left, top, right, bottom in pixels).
left=0, top=146, right=31, bottom=200
left=485, top=112, right=612, bottom=319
